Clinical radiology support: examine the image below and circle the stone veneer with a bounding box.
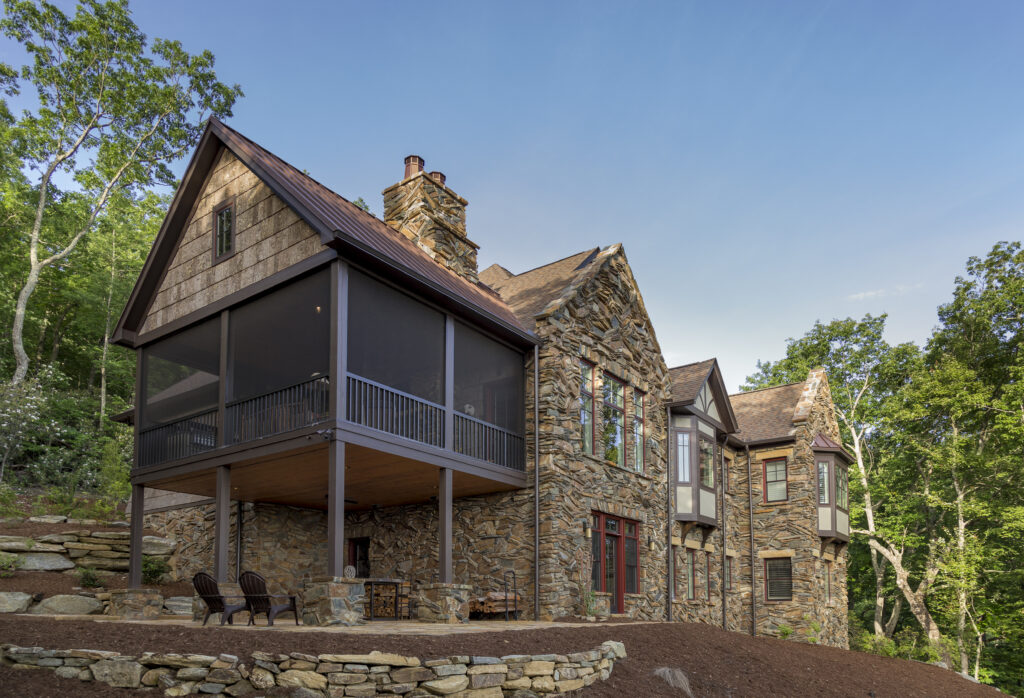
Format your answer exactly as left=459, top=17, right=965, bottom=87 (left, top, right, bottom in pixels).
left=1, top=640, right=627, bottom=696
left=301, top=577, right=366, bottom=627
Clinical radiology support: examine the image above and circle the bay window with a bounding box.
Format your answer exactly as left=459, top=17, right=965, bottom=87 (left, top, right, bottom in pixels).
left=699, top=439, right=715, bottom=488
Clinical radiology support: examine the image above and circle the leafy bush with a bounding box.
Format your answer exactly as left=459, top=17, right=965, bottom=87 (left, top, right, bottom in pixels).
left=0, top=483, right=20, bottom=518
left=0, top=552, right=18, bottom=578
left=777, top=624, right=794, bottom=639
left=77, top=567, right=102, bottom=588
left=142, top=556, right=170, bottom=585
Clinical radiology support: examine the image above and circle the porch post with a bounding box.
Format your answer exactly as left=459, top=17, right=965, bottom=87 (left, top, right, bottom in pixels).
left=328, top=438, right=346, bottom=577
left=128, top=484, right=145, bottom=588
left=214, top=465, right=231, bottom=582
left=439, top=467, right=452, bottom=584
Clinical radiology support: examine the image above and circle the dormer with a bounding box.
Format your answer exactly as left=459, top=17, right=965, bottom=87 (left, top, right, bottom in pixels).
left=812, top=433, right=852, bottom=543
left=667, top=359, right=738, bottom=529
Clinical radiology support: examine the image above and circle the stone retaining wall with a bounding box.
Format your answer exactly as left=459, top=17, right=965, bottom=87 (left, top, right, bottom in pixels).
left=1, top=640, right=626, bottom=697
left=0, top=527, right=175, bottom=574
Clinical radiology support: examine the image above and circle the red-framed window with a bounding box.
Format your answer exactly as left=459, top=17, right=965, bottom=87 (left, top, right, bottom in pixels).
left=602, top=374, right=625, bottom=467
left=765, top=558, right=793, bottom=601
left=590, top=512, right=640, bottom=613
left=764, top=457, right=788, bottom=502
left=631, top=389, right=645, bottom=473
left=213, top=201, right=235, bottom=262
left=579, top=360, right=595, bottom=455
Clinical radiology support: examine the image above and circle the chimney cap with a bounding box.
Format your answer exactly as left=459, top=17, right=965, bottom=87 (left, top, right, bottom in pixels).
left=428, top=171, right=446, bottom=186
left=403, top=155, right=425, bottom=180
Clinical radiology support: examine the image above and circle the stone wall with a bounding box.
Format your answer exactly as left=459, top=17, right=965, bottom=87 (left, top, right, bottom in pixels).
left=142, top=147, right=325, bottom=334
left=0, top=528, right=174, bottom=575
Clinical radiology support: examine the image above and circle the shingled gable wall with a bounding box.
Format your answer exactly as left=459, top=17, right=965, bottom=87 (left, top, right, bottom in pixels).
left=532, top=246, right=671, bottom=620
left=141, top=147, right=325, bottom=334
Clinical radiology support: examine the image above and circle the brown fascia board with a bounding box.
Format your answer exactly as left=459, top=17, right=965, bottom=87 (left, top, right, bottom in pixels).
left=726, top=434, right=795, bottom=449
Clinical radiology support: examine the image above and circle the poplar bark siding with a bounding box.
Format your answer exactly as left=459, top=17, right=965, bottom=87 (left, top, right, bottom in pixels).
left=141, top=148, right=324, bottom=334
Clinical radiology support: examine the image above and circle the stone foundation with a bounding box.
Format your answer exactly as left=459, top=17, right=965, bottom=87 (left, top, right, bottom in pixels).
left=414, top=583, right=471, bottom=624
left=300, top=577, right=366, bottom=627
left=109, top=589, right=164, bottom=620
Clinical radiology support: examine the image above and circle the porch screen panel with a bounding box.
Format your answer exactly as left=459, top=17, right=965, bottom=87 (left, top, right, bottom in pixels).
left=142, top=317, right=220, bottom=428
left=453, top=322, right=524, bottom=432
left=347, top=270, right=445, bottom=404
left=228, top=269, right=330, bottom=401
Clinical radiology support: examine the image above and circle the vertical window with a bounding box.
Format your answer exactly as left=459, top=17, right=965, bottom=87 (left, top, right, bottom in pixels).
left=705, top=552, right=711, bottom=600
left=673, top=546, right=684, bottom=599
left=725, top=556, right=733, bottom=591
left=764, top=458, right=788, bottom=502
left=624, top=521, right=638, bottom=593
left=686, top=549, right=696, bottom=600
left=765, top=558, right=793, bottom=601
left=826, top=561, right=832, bottom=602
left=724, top=456, right=733, bottom=494
left=676, top=431, right=691, bottom=483
left=602, top=374, right=625, bottom=467
left=590, top=515, right=601, bottom=593
left=580, top=361, right=595, bottom=455
left=836, top=466, right=849, bottom=510
left=700, top=440, right=715, bottom=488
left=631, top=389, right=645, bottom=473
left=818, top=461, right=830, bottom=505
left=214, top=203, right=234, bottom=260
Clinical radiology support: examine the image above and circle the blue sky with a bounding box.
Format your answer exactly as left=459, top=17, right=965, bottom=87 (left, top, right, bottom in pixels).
left=8, top=1, right=1024, bottom=390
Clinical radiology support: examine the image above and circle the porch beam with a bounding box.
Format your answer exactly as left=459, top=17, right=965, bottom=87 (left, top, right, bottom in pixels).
left=128, top=484, right=144, bottom=587
left=439, top=466, right=452, bottom=584
left=214, top=465, right=231, bottom=582
left=327, top=438, right=346, bottom=577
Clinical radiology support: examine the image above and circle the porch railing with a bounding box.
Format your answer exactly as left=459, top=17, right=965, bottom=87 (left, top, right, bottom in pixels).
left=138, top=409, right=218, bottom=467
left=345, top=373, right=444, bottom=448
left=453, top=412, right=526, bottom=471
left=225, top=376, right=330, bottom=445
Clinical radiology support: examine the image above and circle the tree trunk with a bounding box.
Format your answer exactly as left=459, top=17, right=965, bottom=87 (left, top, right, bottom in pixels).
left=11, top=263, right=41, bottom=384
left=884, top=595, right=902, bottom=638
left=98, top=227, right=117, bottom=427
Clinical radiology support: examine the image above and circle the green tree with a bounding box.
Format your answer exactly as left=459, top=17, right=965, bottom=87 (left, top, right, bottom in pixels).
left=1, top=0, right=242, bottom=384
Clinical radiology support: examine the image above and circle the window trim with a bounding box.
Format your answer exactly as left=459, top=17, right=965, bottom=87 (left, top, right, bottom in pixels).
left=632, top=388, right=646, bottom=474
left=764, top=557, right=793, bottom=602
left=675, top=429, right=692, bottom=484
left=602, top=372, right=626, bottom=468
left=725, top=555, right=733, bottom=591
left=763, top=457, right=789, bottom=503
left=836, top=464, right=849, bottom=512
left=579, top=359, right=596, bottom=456
left=686, top=548, right=696, bottom=600
left=704, top=551, right=711, bottom=601
left=212, top=199, right=237, bottom=265
left=825, top=560, right=832, bottom=602
left=590, top=512, right=640, bottom=610
left=699, top=438, right=715, bottom=489
left=817, top=459, right=831, bottom=505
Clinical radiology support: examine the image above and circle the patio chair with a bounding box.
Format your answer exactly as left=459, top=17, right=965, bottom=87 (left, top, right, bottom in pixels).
left=238, top=571, right=299, bottom=626
left=192, top=572, right=246, bottom=626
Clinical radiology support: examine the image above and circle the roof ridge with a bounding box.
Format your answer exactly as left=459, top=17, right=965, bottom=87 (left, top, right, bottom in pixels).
left=729, top=380, right=805, bottom=398
left=667, top=358, right=716, bottom=372
left=508, top=247, right=602, bottom=278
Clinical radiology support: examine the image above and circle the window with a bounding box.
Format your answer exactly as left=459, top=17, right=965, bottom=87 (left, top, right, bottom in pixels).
left=214, top=202, right=234, bottom=261
left=700, top=440, right=715, bottom=488
left=725, top=556, right=733, bottom=591
left=580, top=361, right=595, bottom=455
left=817, top=461, right=830, bottom=505
left=686, top=549, right=696, bottom=600
left=765, top=558, right=793, bottom=601
left=453, top=322, right=524, bottom=432
left=676, top=431, right=691, bottom=483
left=631, top=389, right=645, bottom=473
left=347, top=537, right=370, bottom=578
left=836, top=466, right=849, bottom=510
left=765, top=458, right=788, bottom=502
left=142, top=317, right=220, bottom=428
left=602, top=374, right=625, bottom=467
left=724, top=456, right=733, bottom=494
left=705, top=552, right=711, bottom=601
left=590, top=512, right=639, bottom=612
left=825, top=560, right=832, bottom=602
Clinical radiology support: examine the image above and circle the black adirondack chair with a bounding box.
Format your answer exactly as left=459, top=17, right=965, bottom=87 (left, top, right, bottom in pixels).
left=239, top=571, right=299, bottom=626
left=192, top=572, right=246, bottom=626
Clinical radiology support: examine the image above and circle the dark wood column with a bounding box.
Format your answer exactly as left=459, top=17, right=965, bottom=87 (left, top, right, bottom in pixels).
left=128, top=484, right=145, bottom=588
left=327, top=438, right=346, bottom=577
left=439, top=467, right=452, bottom=584
left=214, top=465, right=231, bottom=582
left=444, top=316, right=454, bottom=450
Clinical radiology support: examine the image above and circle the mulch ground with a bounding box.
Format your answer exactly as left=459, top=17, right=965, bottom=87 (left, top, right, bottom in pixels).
left=0, top=570, right=193, bottom=599
left=0, top=616, right=998, bottom=697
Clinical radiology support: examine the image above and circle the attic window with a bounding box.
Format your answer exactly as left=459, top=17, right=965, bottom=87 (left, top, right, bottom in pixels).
left=214, top=202, right=235, bottom=261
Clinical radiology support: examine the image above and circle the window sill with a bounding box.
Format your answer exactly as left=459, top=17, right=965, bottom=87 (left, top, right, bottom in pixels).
left=581, top=453, right=655, bottom=481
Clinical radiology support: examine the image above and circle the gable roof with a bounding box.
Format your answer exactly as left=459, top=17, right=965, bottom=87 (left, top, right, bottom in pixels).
left=667, top=358, right=739, bottom=433
left=115, top=118, right=533, bottom=348
left=482, top=248, right=602, bottom=327
left=728, top=382, right=806, bottom=443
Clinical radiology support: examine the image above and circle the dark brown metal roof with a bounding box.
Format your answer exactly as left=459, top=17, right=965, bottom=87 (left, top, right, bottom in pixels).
left=482, top=248, right=602, bottom=328
left=728, top=382, right=805, bottom=443
left=209, top=119, right=531, bottom=342
left=667, top=359, right=716, bottom=404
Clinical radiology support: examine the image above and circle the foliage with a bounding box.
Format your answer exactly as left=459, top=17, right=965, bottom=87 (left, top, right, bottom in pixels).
left=0, top=482, right=20, bottom=517
left=141, top=555, right=169, bottom=585
left=76, top=566, right=101, bottom=588
left=777, top=624, right=794, bottom=640
left=0, top=551, right=17, bottom=577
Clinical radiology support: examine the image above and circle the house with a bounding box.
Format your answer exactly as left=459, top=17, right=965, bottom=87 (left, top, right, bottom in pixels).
left=115, top=119, right=849, bottom=643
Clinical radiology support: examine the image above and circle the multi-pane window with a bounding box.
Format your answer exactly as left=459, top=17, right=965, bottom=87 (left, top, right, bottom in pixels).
left=676, top=431, right=691, bottom=483
left=817, top=461, right=830, bottom=505
left=624, top=521, right=638, bottom=593
left=590, top=512, right=639, bottom=612
left=765, top=458, right=788, bottom=502
left=579, top=361, right=595, bottom=455
left=766, top=558, right=793, bottom=601
left=699, top=440, right=715, bottom=488
left=836, top=466, right=849, bottom=510
left=602, top=374, right=625, bottom=467
left=214, top=203, right=234, bottom=260
left=631, top=389, right=645, bottom=473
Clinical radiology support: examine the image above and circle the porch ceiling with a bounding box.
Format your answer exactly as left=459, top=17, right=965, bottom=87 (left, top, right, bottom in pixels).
left=143, top=442, right=522, bottom=510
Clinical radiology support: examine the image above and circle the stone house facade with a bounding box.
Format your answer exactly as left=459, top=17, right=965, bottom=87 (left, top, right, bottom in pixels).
left=117, top=119, right=849, bottom=645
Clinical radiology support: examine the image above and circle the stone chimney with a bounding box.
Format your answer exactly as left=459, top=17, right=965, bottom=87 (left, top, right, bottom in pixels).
left=382, top=155, right=480, bottom=283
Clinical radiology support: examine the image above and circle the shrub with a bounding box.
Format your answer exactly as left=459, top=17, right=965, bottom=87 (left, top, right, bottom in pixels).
left=0, top=483, right=20, bottom=518
left=778, top=624, right=794, bottom=639
left=77, top=567, right=102, bottom=588
left=0, top=552, right=18, bottom=578
left=142, top=555, right=170, bottom=585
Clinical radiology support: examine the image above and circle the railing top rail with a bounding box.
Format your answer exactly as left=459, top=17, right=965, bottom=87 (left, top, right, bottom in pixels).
left=452, top=410, right=524, bottom=439
left=139, top=408, right=218, bottom=435
left=225, top=374, right=330, bottom=408
left=346, top=372, right=444, bottom=411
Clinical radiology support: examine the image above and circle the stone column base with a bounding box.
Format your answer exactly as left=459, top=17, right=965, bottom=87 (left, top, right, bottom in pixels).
left=109, top=589, right=164, bottom=619
left=301, top=577, right=366, bottom=626
left=414, top=583, right=472, bottom=624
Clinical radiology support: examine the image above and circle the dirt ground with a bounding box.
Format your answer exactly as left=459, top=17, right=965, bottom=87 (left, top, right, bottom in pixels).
left=0, top=570, right=193, bottom=598
left=0, top=616, right=998, bottom=697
